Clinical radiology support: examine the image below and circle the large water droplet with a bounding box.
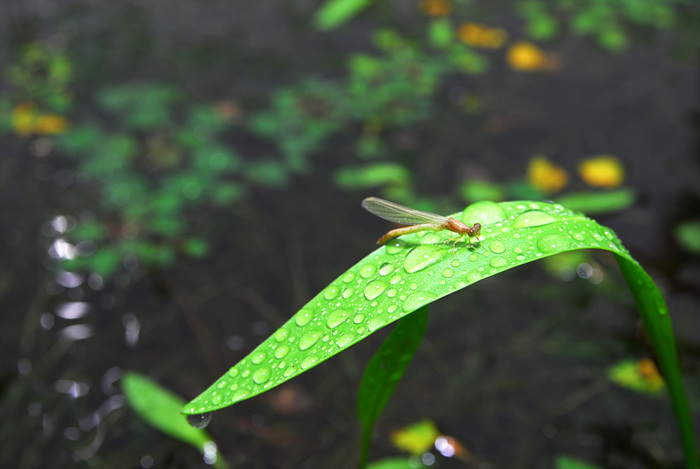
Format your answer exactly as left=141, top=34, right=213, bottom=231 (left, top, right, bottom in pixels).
left=462, top=201, right=506, bottom=225
left=274, top=344, right=290, bottom=359
left=512, top=210, right=556, bottom=229
left=402, top=291, right=438, bottom=312
left=298, top=330, right=322, bottom=350
left=187, top=413, right=212, bottom=429
left=274, top=328, right=289, bottom=342
left=295, top=309, right=314, bottom=327
left=404, top=245, right=443, bottom=273
left=323, top=285, right=340, bottom=300
left=342, top=272, right=355, bottom=283
left=537, top=233, right=570, bottom=253
left=441, top=268, right=454, bottom=278
left=364, top=280, right=388, bottom=300
left=251, top=351, right=266, bottom=364
left=385, top=239, right=408, bottom=254
left=300, top=355, right=319, bottom=370
left=327, top=309, right=351, bottom=328
left=336, top=332, right=355, bottom=348
left=252, top=367, right=271, bottom=384
left=367, top=317, right=385, bottom=332
left=379, top=263, right=394, bottom=276
left=360, top=264, right=377, bottom=278
left=232, top=388, right=249, bottom=402
left=488, top=240, right=506, bottom=254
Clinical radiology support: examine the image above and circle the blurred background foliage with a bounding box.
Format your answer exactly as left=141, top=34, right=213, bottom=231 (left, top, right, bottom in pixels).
left=1, top=0, right=699, bottom=467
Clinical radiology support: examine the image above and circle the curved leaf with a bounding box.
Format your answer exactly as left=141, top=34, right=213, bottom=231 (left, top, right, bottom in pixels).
left=182, top=200, right=696, bottom=467
left=123, top=372, right=228, bottom=469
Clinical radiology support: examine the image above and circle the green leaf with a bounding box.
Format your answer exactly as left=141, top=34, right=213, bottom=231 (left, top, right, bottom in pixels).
left=458, top=179, right=506, bottom=202
left=183, top=200, right=697, bottom=467
left=367, top=457, right=428, bottom=469
left=122, top=372, right=228, bottom=469
left=607, top=359, right=665, bottom=395
left=554, top=188, right=635, bottom=214
left=428, top=18, right=454, bottom=48
left=357, top=307, right=428, bottom=467
left=674, top=220, right=700, bottom=254
left=182, top=238, right=210, bottom=258
left=555, top=455, right=603, bottom=469
left=88, top=247, right=122, bottom=278
left=313, top=0, right=374, bottom=31
left=333, top=163, right=411, bottom=189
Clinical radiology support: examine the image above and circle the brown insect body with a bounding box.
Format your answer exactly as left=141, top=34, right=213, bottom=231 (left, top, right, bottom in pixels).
left=362, top=197, right=482, bottom=246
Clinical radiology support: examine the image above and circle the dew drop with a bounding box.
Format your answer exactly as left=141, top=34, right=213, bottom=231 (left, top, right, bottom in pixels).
left=298, top=330, right=322, bottom=350
left=379, top=263, right=394, bottom=276
left=462, top=201, right=506, bottom=225
left=451, top=259, right=460, bottom=267
left=251, top=351, right=266, bottom=364
left=404, top=245, right=442, bottom=273
left=385, top=239, right=408, bottom=254
left=327, top=309, right=351, bottom=328
left=353, top=313, right=365, bottom=324
left=360, top=264, right=377, bottom=278
left=274, top=344, right=290, bottom=359
left=468, top=254, right=478, bottom=262
left=323, top=285, right=340, bottom=300
left=274, top=328, right=290, bottom=342
left=342, top=287, right=354, bottom=298
left=467, top=271, right=482, bottom=282
left=489, top=240, right=506, bottom=254
left=336, top=332, right=355, bottom=348
left=300, top=355, right=319, bottom=370
left=216, top=380, right=228, bottom=389
left=252, top=367, right=271, bottom=384
left=537, top=233, right=570, bottom=253
left=364, top=280, right=388, bottom=300
left=295, top=309, right=314, bottom=327
left=512, top=210, right=556, bottom=229
left=283, top=366, right=296, bottom=377
left=232, top=388, right=249, bottom=401
left=402, top=291, right=438, bottom=312
left=187, top=413, right=212, bottom=429
left=441, top=268, right=454, bottom=278
left=489, top=256, right=508, bottom=268
left=227, top=367, right=239, bottom=377
left=368, top=317, right=385, bottom=332
left=387, top=288, right=397, bottom=298
left=342, top=272, right=355, bottom=283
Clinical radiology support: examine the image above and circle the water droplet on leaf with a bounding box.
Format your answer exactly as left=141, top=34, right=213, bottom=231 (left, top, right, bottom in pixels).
left=512, top=210, right=556, bottom=229
left=187, top=413, right=212, bottom=429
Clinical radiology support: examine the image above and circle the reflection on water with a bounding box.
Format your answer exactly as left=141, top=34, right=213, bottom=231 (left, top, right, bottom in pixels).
left=59, top=324, right=94, bottom=341
left=123, top=313, right=141, bottom=347
left=55, top=301, right=89, bottom=319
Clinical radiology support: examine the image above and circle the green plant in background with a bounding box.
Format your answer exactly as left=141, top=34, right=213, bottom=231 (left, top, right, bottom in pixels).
left=54, top=84, right=297, bottom=278
left=182, top=200, right=697, bottom=468
left=121, top=372, right=229, bottom=469
left=315, top=0, right=687, bottom=53
left=0, top=42, right=72, bottom=136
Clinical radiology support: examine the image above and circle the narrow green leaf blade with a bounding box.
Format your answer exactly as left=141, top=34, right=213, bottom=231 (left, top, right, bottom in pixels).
left=357, top=307, right=428, bottom=467
left=122, top=372, right=223, bottom=464
left=616, top=258, right=699, bottom=468
left=182, top=199, right=695, bottom=467
left=314, top=0, right=373, bottom=31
